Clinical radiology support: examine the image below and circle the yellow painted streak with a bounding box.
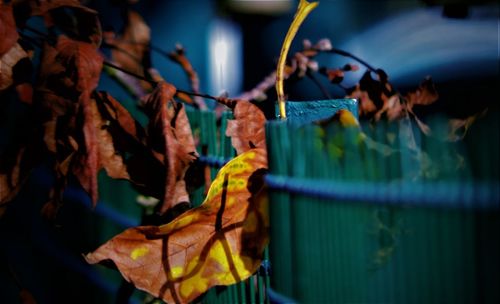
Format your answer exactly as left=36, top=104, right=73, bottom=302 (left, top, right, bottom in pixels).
left=130, top=247, right=149, bottom=260
left=276, top=0, right=319, bottom=119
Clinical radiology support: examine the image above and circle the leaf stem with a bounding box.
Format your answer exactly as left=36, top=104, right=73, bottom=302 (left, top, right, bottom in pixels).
left=306, top=69, right=332, bottom=99
left=276, top=0, right=319, bottom=120
left=327, top=48, right=377, bottom=73
left=19, top=25, right=234, bottom=105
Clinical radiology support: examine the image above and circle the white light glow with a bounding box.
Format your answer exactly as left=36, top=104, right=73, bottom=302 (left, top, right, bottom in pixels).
left=208, top=19, right=242, bottom=97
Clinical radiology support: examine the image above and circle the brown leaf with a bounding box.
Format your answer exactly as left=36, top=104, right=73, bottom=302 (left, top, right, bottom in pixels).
left=106, top=10, right=154, bottom=92
left=347, top=84, right=377, bottom=117
left=0, top=133, right=41, bottom=206
left=226, top=100, right=267, bottom=155
left=405, top=76, right=438, bottom=109
left=0, top=147, right=28, bottom=205
left=1, top=44, right=29, bottom=91
left=142, top=82, right=198, bottom=214
left=19, top=289, right=37, bottom=304
left=374, top=94, right=405, bottom=122
left=168, top=45, right=207, bottom=109
left=86, top=148, right=269, bottom=304
left=346, top=69, right=395, bottom=120
left=35, top=36, right=103, bottom=207
left=447, top=109, right=488, bottom=142
left=55, top=36, right=103, bottom=205
left=0, top=3, right=19, bottom=57
left=55, top=36, right=103, bottom=93
left=320, top=67, right=344, bottom=84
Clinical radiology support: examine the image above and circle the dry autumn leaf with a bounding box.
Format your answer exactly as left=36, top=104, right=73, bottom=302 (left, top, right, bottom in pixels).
left=93, top=92, right=167, bottom=199
left=0, top=44, right=29, bottom=91
left=405, top=76, right=438, bottom=109
left=225, top=100, right=267, bottom=155
left=447, top=109, right=488, bottom=142
left=168, top=45, right=207, bottom=109
left=141, top=81, right=198, bottom=214
left=86, top=148, right=269, bottom=304
left=0, top=3, right=19, bottom=57
left=0, top=146, right=35, bottom=206
left=346, top=69, right=397, bottom=120
left=54, top=36, right=103, bottom=206
left=104, top=10, right=158, bottom=94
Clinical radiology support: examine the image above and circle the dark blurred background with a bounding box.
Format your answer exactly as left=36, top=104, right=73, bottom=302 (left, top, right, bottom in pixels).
left=1, top=0, right=498, bottom=303
left=93, top=0, right=499, bottom=117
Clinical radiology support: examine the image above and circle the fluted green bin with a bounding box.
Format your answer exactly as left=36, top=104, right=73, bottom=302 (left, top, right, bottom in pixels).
left=266, top=99, right=499, bottom=303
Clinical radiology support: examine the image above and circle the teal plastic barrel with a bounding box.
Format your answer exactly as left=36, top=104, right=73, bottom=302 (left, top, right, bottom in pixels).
left=266, top=99, right=499, bottom=303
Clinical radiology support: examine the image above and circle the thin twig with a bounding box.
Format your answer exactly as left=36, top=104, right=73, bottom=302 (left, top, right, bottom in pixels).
left=19, top=25, right=237, bottom=105
left=306, top=70, right=332, bottom=99
left=103, top=61, right=153, bottom=83
left=327, top=48, right=377, bottom=72
left=104, top=62, right=235, bottom=103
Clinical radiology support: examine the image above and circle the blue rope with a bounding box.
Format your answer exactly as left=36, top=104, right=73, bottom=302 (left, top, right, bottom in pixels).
left=196, top=155, right=500, bottom=209
left=265, top=174, right=500, bottom=210
left=267, top=287, right=297, bottom=304
left=64, top=187, right=139, bottom=228
left=198, top=155, right=229, bottom=168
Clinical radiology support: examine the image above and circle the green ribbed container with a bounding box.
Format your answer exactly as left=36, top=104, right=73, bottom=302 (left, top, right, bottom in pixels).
left=186, top=109, right=270, bottom=304
left=266, top=100, right=499, bottom=303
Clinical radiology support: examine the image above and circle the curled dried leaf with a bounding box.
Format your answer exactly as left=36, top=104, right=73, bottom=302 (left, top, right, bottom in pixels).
left=0, top=3, right=19, bottom=57
left=226, top=100, right=267, bottom=155
left=86, top=149, right=269, bottom=304
left=0, top=44, right=29, bottom=91
left=168, top=45, right=207, bottom=109
left=447, top=109, right=488, bottom=142
left=142, top=82, right=198, bottom=214
left=405, top=76, right=438, bottom=109
left=106, top=10, right=154, bottom=93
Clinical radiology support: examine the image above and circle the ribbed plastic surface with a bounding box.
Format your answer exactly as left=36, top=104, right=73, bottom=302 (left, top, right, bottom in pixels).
left=266, top=100, right=499, bottom=303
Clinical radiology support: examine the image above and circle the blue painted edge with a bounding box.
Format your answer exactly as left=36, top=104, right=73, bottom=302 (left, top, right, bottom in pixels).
left=275, top=99, right=358, bottom=124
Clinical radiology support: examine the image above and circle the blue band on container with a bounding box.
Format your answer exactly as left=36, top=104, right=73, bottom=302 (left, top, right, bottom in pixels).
left=64, top=187, right=139, bottom=228
left=198, top=155, right=230, bottom=168
left=265, top=174, right=500, bottom=210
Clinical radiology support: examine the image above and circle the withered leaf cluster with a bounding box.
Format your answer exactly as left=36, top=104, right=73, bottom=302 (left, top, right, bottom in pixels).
left=1, top=2, right=270, bottom=302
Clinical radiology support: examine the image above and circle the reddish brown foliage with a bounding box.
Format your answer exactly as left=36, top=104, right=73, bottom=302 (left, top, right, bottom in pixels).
left=0, top=3, right=19, bottom=57
left=405, top=76, right=439, bottom=109
left=54, top=36, right=103, bottom=205
left=225, top=100, right=267, bottom=155
left=168, top=45, right=207, bottom=109
left=0, top=147, right=34, bottom=206
left=0, top=44, right=29, bottom=91
left=142, top=82, right=198, bottom=214
left=86, top=149, right=269, bottom=304
left=105, top=10, right=158, bottom=94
